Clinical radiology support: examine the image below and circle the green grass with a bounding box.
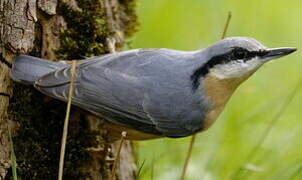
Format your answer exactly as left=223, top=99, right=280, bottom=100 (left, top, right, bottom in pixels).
left=130, top=0, right=302, bottom=179
left=8, top=128, right=17, bottom=180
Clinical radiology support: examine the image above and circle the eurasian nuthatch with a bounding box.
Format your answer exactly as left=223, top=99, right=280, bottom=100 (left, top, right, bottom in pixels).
left=10, top=37, right=297, bottom=140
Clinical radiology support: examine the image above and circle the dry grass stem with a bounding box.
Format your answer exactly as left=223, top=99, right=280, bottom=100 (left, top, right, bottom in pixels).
left=180, top=11, right=232, bottom=180
left=221, top=11, right=232, bottom=39
left=8, top=126, right=17, bottom=180
left=109, top=131, right=127, bottom=180
left=58, top=60, right=77, bottom=180
left=180, top=134, right=196, bottom=180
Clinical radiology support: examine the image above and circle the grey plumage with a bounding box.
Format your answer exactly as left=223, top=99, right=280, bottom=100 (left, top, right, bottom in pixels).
left=11, top=55, right=67, bottom=84
left=10, top=37, right=296, bottom=138
left=34, top=49, right=209, bottom=137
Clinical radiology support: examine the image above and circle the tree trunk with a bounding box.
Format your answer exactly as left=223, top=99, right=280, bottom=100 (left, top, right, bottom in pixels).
left=0, top=0, right=139, bottom=179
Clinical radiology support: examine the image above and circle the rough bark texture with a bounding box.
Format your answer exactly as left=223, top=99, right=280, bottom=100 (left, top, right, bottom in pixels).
left=0, top=0, right=139, bottom=179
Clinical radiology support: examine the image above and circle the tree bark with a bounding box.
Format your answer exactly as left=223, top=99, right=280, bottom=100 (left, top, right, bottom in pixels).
left=0, top=0, right=139, bottom=179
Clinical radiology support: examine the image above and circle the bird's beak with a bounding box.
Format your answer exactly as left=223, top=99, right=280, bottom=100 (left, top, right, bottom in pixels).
left=261, top=47, right=297, bottom=61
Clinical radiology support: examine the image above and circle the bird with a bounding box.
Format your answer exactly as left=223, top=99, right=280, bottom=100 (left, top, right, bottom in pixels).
left=10, top=37, right=297, bottom=141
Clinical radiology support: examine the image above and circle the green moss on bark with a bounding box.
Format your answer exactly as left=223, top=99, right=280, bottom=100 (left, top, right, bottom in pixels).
left=56, top=0, right=139, bottom=59
left=7, top=0, right=139, bottom=179
left=118, top=0, right=139, bottom=38
left=57, top=0, right=109, bottom=59
left=8, top=85, right=101, bottom=179
left=8, top=85, right=64, bottom=179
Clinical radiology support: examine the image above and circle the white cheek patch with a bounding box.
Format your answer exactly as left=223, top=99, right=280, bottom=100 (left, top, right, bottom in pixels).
left=210, top=58, right=263, bottom=79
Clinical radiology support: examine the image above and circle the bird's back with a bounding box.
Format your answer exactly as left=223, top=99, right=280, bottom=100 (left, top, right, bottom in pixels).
left=34, top=48, right=210, bottom=138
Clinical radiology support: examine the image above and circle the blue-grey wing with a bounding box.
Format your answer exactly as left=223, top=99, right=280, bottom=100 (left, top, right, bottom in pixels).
left=34, top=49, right=207, bottom=137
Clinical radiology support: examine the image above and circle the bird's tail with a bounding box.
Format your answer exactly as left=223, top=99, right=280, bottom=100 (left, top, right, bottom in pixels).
left=10, top=55, right=67, bottom=84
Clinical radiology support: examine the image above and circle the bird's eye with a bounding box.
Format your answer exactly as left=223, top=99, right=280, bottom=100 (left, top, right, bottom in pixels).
left=233, top=49, right=248, bottom=59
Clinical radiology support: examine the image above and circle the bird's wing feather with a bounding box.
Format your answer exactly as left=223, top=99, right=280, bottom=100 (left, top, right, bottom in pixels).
left=35, top=49, right=206, bottom=137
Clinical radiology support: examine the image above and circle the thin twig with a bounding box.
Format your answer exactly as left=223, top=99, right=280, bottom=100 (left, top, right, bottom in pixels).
left=106, top=36, right=121, bottom=180
left=180, top=135, right=196, bottom=180
left=109, top=131, right=127, bottom=180
left=58, top=60, right=77, bottom=180
left=180, top=11, right=232, bottom=180
left=221, top=11, right=232, bottom=39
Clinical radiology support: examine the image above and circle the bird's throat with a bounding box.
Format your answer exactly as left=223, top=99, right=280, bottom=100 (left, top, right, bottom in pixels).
left=201, top=73, right=245, bottom=129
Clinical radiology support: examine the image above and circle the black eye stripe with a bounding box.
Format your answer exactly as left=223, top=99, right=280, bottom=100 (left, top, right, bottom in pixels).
left=233, top=49, right=247, bottom=59
left=190, top=47, right=268, bottom=90
left=231, top=47, right=249, bottom=59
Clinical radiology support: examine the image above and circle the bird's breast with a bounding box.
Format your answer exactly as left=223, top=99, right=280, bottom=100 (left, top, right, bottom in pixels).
left=201, top=73, right=242, bottom=129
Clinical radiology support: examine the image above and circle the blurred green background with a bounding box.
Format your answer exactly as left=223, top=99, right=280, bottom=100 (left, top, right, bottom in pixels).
left=129, top=0, right=302, bottom=179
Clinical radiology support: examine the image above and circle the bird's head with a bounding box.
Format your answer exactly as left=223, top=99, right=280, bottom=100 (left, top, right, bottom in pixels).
left=192, top=37, right=296, bottom=129
left=199, top=37, right=297, bottom=81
